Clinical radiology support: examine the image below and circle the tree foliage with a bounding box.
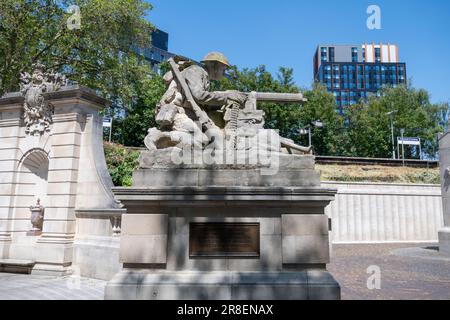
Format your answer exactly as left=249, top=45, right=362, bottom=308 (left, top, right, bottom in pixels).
left=346, top=86, right=448, bottom=159
left=0, top=0, right=154, bottom=114
left=112, top=72, right=166, bottom=146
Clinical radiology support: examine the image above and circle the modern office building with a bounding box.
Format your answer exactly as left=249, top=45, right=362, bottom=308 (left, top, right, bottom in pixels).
left=134, top=29, right=175, bottom=72
left=313, top=43, right=407, bottom=112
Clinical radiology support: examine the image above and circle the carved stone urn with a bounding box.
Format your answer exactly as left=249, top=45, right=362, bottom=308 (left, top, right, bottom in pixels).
left=28, top=199, right=44, bottom=236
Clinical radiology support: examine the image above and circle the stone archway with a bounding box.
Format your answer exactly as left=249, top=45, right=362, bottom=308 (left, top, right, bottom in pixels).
left=14, top=149, right=49, bottom=225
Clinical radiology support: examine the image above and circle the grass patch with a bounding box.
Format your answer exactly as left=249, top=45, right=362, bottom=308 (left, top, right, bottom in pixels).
left=317, top=164, right=440, bottom=184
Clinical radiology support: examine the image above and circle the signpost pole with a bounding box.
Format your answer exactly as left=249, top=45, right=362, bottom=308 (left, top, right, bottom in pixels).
left=308, top=127, right=312, bottom=148
left=103, top=117, right=113, bottom=143
left=390, top=114, right=395, bottom=159
left=109, top=118, right=113, bottom=143
left=400, top=129, right=405, bottom=167
left=419, top=138, right=422, bottom=160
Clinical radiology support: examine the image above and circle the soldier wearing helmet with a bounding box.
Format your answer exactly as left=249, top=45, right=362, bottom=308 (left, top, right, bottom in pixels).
left=191, top=51, right=247, bottom=106
left=156, top=52, right=247, bottom=135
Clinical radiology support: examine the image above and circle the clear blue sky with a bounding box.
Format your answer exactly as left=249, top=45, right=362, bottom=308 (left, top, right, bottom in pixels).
left=147, top=0, right=450, bottom=104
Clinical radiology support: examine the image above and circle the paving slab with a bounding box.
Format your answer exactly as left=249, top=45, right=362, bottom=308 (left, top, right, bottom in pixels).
left=0, top=243, right=449, bottom=300
left=328, top=243, right=450, bottom=300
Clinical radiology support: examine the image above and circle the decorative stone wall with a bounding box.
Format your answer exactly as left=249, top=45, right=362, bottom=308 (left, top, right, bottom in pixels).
left=0, top=85, right=122, bottom=276
left=324, top=182, right=443, bottom=243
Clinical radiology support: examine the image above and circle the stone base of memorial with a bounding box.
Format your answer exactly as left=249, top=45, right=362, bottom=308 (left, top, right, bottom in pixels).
left=105, top=153, right=341, bottom=300
left=439, top=228, right=450, bottom=254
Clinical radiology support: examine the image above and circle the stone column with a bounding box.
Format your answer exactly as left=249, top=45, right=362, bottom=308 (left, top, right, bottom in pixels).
left=438, top=131, right=450, bottom=255
left=0, top=94, right=23, bottom=258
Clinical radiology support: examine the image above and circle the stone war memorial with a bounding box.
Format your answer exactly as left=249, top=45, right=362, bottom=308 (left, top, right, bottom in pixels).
left=0, top=53, right=340, bottom=300
left=104, top=52, right=341, bottom=300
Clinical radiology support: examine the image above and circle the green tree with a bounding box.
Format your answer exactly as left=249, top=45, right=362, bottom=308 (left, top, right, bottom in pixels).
left=301, top=83, right=347, bottom=156
left=0, top=0, right=154, bottom=115
left=112, top=72, right=166, bottom=146
left=346, top=85, right=448, bottom=159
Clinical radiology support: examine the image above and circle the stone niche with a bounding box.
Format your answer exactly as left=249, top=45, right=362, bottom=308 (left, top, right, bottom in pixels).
left=0, top=85, right=123, bottom=278
left=105, top=155, right=341, bottom=300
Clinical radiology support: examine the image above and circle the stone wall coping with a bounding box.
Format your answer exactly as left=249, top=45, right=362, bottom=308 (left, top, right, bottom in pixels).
left=75, top=208, right=126, bottom=219
left=112, top=186, right=337, bottom=196
left=322, top=181, right=440, bottom=188
left=0, top=85, right=110, bottom=108
left=112, top=186, right=337, bottom=208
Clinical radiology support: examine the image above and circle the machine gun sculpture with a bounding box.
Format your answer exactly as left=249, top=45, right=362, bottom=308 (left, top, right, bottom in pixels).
left=224, top=92, right=310, bottom=153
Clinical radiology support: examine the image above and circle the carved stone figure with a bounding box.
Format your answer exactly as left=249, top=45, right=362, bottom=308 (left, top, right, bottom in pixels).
left=143, top=52, right=311, bottom=167
left=29, top=198, right=45, bottom=232
left=20, top=63, right=66, bottom=136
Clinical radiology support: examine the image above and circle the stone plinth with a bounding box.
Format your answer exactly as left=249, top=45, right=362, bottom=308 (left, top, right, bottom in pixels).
left=105, top=164, right=340, bottom=300
left=105, top=271, right=340, bottom=300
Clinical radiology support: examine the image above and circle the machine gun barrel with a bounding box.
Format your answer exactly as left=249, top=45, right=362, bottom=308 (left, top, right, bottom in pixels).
left=253, top=92, right=307, bottom=104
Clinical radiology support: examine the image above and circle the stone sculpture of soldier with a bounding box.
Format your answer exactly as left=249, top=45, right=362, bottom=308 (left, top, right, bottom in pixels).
left=144, top=52, right=311, bottom=160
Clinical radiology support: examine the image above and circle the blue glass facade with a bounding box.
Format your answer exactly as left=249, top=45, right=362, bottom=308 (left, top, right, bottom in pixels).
left=313, top=44, right=407, bottom=113
left=317, top=62, right=407, bottom=112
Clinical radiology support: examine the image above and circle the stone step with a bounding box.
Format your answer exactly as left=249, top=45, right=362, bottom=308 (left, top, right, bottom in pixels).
left=0, top=259, right=35, bottom=274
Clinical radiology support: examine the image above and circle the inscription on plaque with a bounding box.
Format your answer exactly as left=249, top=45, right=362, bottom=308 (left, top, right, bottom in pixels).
left=189, top=223, right=260, bottom=258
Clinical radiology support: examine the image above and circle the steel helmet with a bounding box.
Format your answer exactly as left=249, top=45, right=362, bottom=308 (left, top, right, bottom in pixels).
left=201, top=52, right=230, bottom=67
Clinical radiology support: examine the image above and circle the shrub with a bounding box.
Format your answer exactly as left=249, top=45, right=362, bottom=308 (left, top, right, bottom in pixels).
left=104, top=142, right=140, bottom=186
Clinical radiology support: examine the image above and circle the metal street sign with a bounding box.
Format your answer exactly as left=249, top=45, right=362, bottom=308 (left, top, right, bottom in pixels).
left=103, top=118, right=112, bottom=128
left=103, top=118, right=113, bottom=142
left=397, top=137, right=421, bottom=146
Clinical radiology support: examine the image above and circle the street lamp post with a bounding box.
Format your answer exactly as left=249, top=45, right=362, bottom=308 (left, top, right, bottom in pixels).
left=299, top=120, right=324, bottom=150
left=386, top=110, right=397, bottom=160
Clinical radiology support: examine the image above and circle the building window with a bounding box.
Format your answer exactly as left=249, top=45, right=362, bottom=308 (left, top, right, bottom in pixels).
left=362, top=48, right=366, bottom=62
left=375, top=48, right=381, bottom=63
left=321, top=47, right=327, bottom=62
left=352, top=47, right=358, bottom=62
left=328, top=47, right=335, bottom=63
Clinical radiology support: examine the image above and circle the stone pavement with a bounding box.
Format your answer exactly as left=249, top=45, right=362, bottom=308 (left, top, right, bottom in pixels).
left=328, top=243, right=450, bottom=300
left=0, top=243, right=449, bottom=300
left=0, top=273, right=106, bottom=300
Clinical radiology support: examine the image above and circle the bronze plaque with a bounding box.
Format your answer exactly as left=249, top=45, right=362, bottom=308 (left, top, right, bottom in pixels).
left=189, top=223, right=260, bottom=258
